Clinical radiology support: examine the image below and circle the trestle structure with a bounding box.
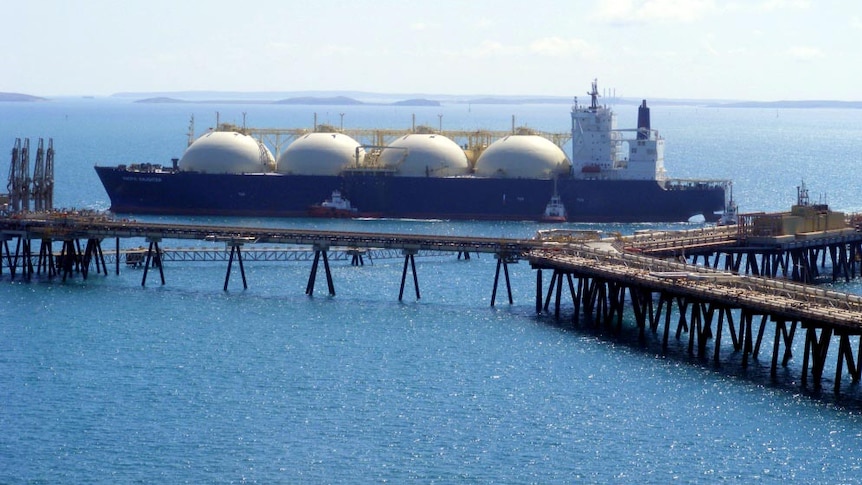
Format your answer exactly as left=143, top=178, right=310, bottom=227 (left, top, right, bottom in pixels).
left=141, top=237, right=165, bottom=286
left=348, top=248, right=367, bottom=266
left=306, top=244, right=335, bottom=296
left=530, top=246, right=862, bottom=394
left=7, top=213, right=862, bottom=396
left=490, top=252, right=517, bottom=307
left=398, top=249, right=420, bottom=301
left=624, top=224, right=862, bottom=284
left=223, top=241, right=248, bottom=291
left=687, top=239, right=862, bottom=284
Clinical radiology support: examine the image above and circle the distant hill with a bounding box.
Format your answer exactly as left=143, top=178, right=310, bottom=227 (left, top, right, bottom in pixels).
left=389, top=98, right=440, bottom=107
left=275, top=96, right=440, bottom=106
left=130, top=94, right=442, bottom=106
left=135, top=97, right=185, bottom=104
left=0, top=92, right=47, bottom=102
left=108, top=90, right=862, bottom=109
left=275, top=96, right=364, bottom=105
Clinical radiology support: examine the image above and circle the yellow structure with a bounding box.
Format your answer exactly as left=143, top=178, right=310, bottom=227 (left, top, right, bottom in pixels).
left=748, top=203, right=847, bottom=237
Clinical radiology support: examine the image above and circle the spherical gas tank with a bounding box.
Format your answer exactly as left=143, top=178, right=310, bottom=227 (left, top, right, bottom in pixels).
left=178, top=131, right=274, bottom=174
left=277, top=132, right=364, bottom=175
left=378, top=134, right=469, bottom=177
left=474, top=135, right=570, bottom=178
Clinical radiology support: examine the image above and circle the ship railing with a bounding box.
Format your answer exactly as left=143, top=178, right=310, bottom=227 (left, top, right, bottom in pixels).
left=340, top=167, right=400, bottom=175
left=613, top=127, right=660, bottom=141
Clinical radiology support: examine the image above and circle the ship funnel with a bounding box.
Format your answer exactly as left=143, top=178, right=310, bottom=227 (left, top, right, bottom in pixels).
left=637, top=100, right=650, bottom=140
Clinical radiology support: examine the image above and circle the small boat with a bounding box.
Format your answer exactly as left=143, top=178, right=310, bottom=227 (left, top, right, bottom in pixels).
left=308, top=190, right=359, bottom=218
left=541, top=195, right=567, bottom=222
left=716, top=185, right=738, bottom=226
left=541, top=179, right=567, bottom=223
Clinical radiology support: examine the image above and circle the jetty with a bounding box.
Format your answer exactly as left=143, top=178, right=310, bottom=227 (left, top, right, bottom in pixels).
left=3, top=209, right=862, bottom=396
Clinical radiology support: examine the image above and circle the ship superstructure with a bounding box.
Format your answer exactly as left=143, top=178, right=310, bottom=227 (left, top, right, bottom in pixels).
left=571, top=79, right=666, bottom=181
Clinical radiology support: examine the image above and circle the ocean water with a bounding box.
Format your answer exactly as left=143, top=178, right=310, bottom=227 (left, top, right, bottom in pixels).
left=3, top=98, right=862, bottom=483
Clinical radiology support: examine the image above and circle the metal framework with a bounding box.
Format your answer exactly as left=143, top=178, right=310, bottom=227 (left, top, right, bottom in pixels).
left=5, top=138, right=53, bottom=214
left=4, top=212, right=862, bottom=395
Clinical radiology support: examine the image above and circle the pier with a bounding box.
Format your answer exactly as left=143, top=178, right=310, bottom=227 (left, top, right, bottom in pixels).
left=3, top=212, right=862, bottom=395
left=0, top=212, right=531, bottom=303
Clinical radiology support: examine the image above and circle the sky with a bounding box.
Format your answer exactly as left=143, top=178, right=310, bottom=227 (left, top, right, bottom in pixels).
left=3, top=0, right=861, bottom=101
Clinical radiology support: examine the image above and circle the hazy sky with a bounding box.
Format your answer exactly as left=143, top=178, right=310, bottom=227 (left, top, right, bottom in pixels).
left=4, top=0, right=859, bottom=100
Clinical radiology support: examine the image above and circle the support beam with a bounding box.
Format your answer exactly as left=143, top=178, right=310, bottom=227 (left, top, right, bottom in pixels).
left=141, top=238, right=165, bottom=287
left=224, top=242, right=248, bottom=291
left=398, top=250, right=419, bottom=301
left=535, top=268, right=542, bottom=314
left=305, top=245, right=334, bottom=296
left=490, top=254, right=514, bottom=307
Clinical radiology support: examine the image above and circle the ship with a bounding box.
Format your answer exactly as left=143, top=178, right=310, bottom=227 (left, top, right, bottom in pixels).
left=540, top=178, right=567, bottom=223
left=307, top=190, right=380, bottom=218
left=95, top=80, right=730, bottom=223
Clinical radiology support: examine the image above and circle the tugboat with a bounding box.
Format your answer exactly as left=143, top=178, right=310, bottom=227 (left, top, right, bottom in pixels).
left=540, top=179, right=568, bottom=223
left=716, top=184, right=738, bottom=226
left=308, top=190, right=359, bottom=218
left=540, top=195, right=567, bottom=222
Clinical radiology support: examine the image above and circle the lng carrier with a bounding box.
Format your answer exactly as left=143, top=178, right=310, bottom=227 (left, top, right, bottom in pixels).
left=95, top=80, right=730, bottom=222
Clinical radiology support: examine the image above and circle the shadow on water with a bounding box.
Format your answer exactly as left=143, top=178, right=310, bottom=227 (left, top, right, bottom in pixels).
left=534, top=308, right=862, bottom=412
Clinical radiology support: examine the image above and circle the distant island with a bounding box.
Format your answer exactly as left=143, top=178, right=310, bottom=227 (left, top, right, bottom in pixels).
left=136, top=97, right=186, bottom=104
left=0, top=92, right=47, bottom=102
left=390, top=98, right=441, bottom=107
left=135, top=95, right=442, bottom=107
left=275, top=95, right=365, bottom=105
left=106, top=90, right=862, bottom=109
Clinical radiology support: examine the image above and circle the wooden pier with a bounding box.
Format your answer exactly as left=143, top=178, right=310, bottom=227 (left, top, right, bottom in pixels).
left=3, top=212, right=862, bottom=395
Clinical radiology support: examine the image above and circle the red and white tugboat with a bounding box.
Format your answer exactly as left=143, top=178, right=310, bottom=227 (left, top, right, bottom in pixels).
left=308, top=190, right=359, bottom=218
left=540, top=194, right=567, bottom=223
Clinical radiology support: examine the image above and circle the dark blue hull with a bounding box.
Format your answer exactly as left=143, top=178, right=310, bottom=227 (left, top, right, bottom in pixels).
left=94, top=167, right=725, bottom=223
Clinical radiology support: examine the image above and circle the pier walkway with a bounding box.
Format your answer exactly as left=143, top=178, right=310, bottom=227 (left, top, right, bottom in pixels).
left=0, top=212, right=533, bottom=302
left=3, top=212, right=862, bottom=394
left=618, top=223, right=862, bottom=284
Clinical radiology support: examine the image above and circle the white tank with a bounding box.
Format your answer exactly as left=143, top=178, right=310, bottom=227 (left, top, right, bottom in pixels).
left=378, top=134, right=469, bottom=177
left=179, top=131, right=274, bottom=174
left=277, top=132, right=364, bottom=175
left=474, top=135, right=570, bottom=178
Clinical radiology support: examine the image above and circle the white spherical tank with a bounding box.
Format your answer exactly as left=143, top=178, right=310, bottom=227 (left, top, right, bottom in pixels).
left=378, top=134, right=469, bottom=177
left=277, top=132, right=364, bottom=175
left=474, top=135, right=571, bottom=178
left=178, top=131, right=275, bottom=174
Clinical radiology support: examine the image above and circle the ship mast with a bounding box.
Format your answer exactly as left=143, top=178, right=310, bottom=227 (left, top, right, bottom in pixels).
left=588, top=79, right=600, bottom=111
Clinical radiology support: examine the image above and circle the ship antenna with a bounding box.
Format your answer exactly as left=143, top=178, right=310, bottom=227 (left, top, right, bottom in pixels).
left=797, top=180, right=809, bottom=206
left=589, top=79, right=600, bottom=110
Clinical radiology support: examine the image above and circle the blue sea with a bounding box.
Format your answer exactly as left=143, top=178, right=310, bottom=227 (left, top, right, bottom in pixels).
left=3, top=97, right=862, bottom=483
